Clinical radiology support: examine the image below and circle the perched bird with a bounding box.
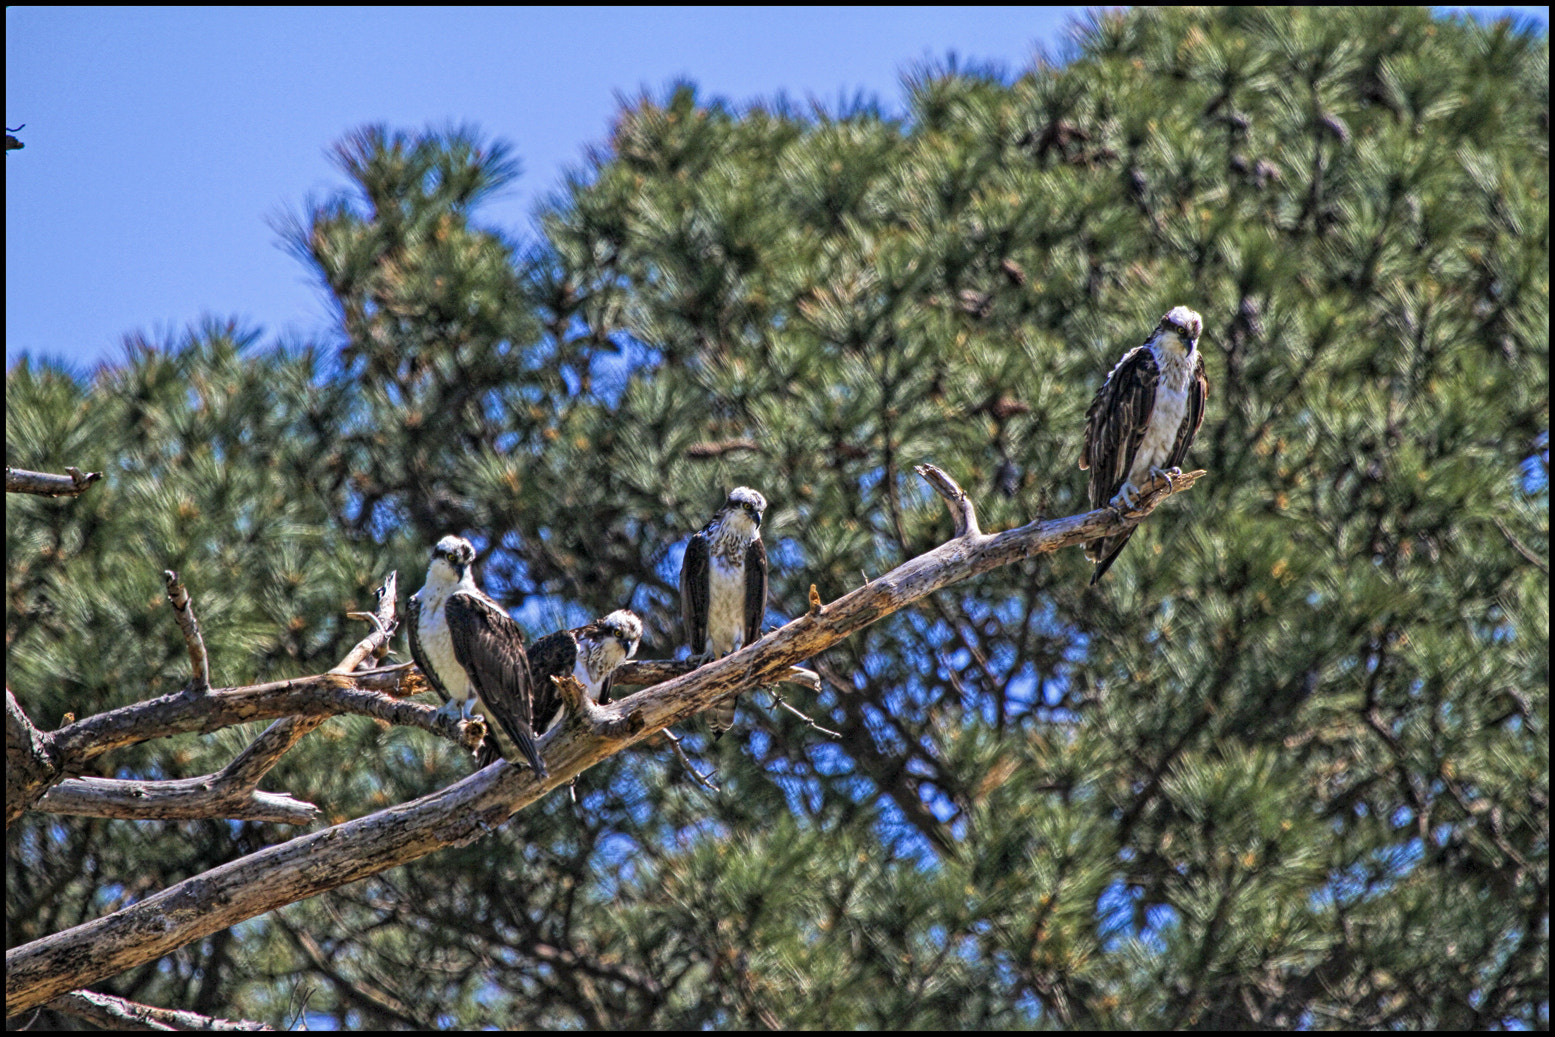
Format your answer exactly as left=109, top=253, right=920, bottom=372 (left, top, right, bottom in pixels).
left=407, top=536, right=547, bottom=777
left=1079, top=305, right=1210, bottom=585
left=680, top=487, right=769, bottom=737
left=476, top=609, right=642, bottom=767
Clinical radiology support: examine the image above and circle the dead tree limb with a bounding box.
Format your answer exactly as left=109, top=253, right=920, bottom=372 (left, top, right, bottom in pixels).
left=35, top=775, right=319, bottom=824
left=4, top=465, right=1204, bottom=1014
left=45, top=989, right=269, bottom=1031
left=14, top=576, right=408, bottom=826
left=615, top=659, right=819, bottom=692
left=164, top=570, right=210, bottom=694
left=6, top=688, right=59, bottom=825
left=4, top=669, right=471, bottom=829
left=6, top=466, right=103, bottom=497
left=191, top=569, right=405, bottom=816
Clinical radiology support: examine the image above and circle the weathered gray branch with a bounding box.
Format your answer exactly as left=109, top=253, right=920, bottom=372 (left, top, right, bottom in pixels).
left=164, top=570, right=210, bottom=694
left=35, top=775, right=319, bottom=824
left=47, top=670, right=419, bottom=766
left=915, top=462, right=980, bottom=537
left=12, top=573, right=421, bottom=826
left=5, top=465, right=1204, bottom=1013
left=6, top=688, right=58, bottom=825
left=332, top=572, right=400, bottom=675
left=45, top=989, right=269, bottom=1031
left=4, top=665, right=454, bottom=827
left=6, top=465, right=103, bottom=497
left=615, top=659, right=819, bottom=692
left=196, top=570, right=406, bottom=817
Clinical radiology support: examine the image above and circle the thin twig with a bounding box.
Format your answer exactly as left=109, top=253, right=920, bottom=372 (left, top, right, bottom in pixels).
left=163, top=570, right=210, bottom=694
left=660, top=728, right=720, bottom=793
left=766, top=689, right=841, bottom=739
left=613, top=659, right=819, bottom=690
left=1492, top=516, right=1548, bottom=574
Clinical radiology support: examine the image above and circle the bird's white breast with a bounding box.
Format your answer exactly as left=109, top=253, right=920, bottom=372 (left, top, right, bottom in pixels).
left=707, top=554, right=748, bottom=655
left=572, top=653, right=604, bottom=701
left=1127, top=347, right=1193, bottom=487
left=419, top=595, right=472, bottom=705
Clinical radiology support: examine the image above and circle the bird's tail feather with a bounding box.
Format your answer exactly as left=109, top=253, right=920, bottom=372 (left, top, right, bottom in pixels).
left=1087, top=528, right=1136, bottom=585
left=484, top=712, right=549, bottom=778
left=709, top=695, right=738, bottom=741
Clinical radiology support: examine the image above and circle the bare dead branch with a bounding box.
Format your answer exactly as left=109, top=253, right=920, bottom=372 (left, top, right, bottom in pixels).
left=4, top=464, right=1205, bottom=1013
left=36, top=774, right=319, bottom=824
left=660, top=727, right=720, bottom=793
left=41, top=669, right=452, bottom=766
left=615, top=659, right=818, bottom=690
left=222, top=716, right=332, bottom=790
left=766, top=688, right=842, bottom=739
left=6, top=466, right=103, bottom=497
left=7, top=688, right=60, bottom=825
left=915, top=462, right=980, bottom=537
left=163, top=570, right=210, bottom=693
left=554, top=673, right=644, bottom=740
left=20, top=575, right=413, bottom=826
left=332, top=572, right=399, bottom=674
left=48, top=988, right=271, bottom=1030
left=6, top=666, right=437, bottom=829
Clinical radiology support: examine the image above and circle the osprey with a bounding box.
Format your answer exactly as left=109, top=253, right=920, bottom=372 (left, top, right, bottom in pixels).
left=680, top=487, right=769, bottom=738
left=1079, top=305, right=1210, bottom=584
left=476, top=609, right=642, bottom=767
left=407, top=535, right=547, bottom=777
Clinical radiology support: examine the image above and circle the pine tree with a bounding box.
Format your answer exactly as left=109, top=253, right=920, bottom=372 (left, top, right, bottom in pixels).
left=7, top=7, right=1545, bottom=1028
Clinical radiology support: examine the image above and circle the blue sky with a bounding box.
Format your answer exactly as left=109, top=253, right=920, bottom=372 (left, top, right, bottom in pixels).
left=6, top=7, right=1546, bottom=373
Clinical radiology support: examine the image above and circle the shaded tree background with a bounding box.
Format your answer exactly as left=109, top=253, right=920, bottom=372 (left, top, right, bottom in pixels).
left=8, top=7, right=1547, bottom=1028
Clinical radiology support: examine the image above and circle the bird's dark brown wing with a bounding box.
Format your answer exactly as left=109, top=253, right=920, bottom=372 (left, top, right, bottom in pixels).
left=446, top=592, right=546, bottom=777
left=1080, top=345, right=1159, bottom=581
left=526, top=629, right=580, bottom=735
left=680, top=530, right=712, bottom=654
left=1080, top=345, right=1159, bottom=508
left=744, top=537, right=768, bottom=646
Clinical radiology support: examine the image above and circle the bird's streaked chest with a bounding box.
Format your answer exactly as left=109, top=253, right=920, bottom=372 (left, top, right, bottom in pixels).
left=574, top=638, right=626, bottom=701
left=707, top=553, right=749, bottom=653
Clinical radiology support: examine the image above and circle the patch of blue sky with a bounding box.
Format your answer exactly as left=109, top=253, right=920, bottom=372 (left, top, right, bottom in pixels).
left=1096, top=876, right=1177, bottom=954
left=872, top=801, right=944, bottom=873
left=1313, top=838, right=1424, bottom=912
